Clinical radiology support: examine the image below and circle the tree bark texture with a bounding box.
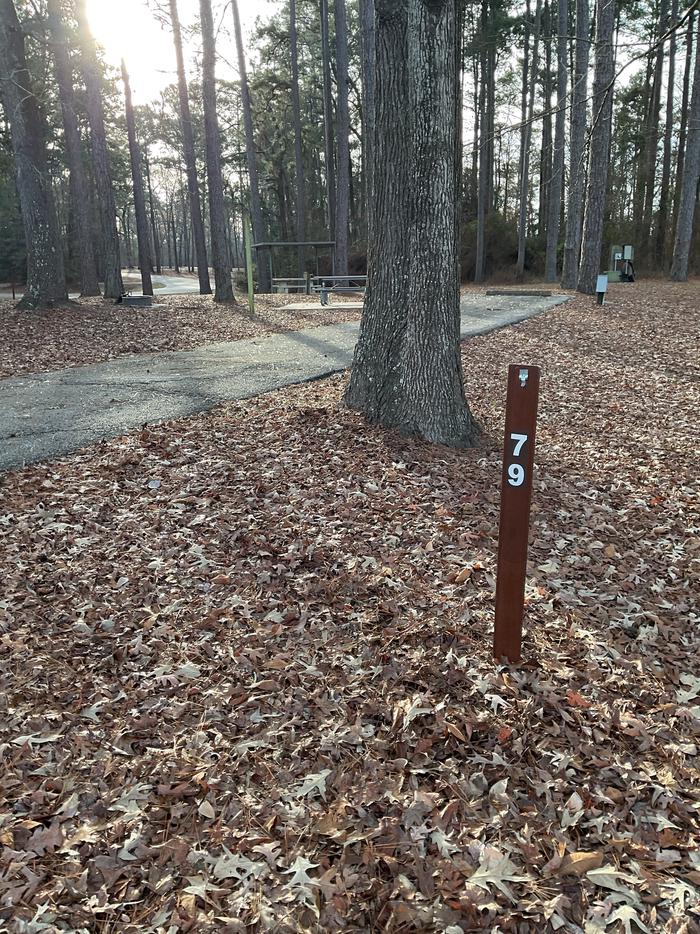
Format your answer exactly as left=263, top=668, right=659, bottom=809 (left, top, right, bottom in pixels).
left=122, top=62, right=153, bottom=296
left=670, top=11, right=700, bottom=280
left=0, top=0, right=67, bottom=308
left=345, top=0, right=479, bottom=449
left=539, top=0, right=553, bottom=237
left=232, top=0, right=270, bottom=292
left=561, top=0, right=590, bottom=288
left=544, top=0, right=568, bottom=281
left=516, top=0, right=542, bottom=278
left=47, top=0, right=99, bottom=297
left=169, top=0, right=211, bottom=294
left=290, top=0, right=307, bottom=276
left=334, top=0, right=351, bottom=276
left=199, top=0, right=234, bottom=302
left=75, top=0, right=123, bottom=299
left=577, top=0, right=616, bottom=295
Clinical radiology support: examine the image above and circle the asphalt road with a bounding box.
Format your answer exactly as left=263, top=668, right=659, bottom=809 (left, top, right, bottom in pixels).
left=0, top=293, right=569, bottom=471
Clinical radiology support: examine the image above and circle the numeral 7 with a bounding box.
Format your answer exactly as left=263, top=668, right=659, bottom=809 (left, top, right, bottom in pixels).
left=510, top=433, right=528, bottom=457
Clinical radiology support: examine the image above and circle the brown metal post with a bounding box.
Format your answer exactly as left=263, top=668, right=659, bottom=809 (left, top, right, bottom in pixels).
left=494, top=364, right=541, bottom=662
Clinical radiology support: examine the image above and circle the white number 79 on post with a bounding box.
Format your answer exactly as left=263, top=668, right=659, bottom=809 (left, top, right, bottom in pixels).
left=507, top=433, right=528, bottom=487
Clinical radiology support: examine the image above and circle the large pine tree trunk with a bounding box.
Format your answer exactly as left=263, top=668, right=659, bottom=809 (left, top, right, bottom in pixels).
left=334, top=0, right=351, bottom=276
left=345, top=0, right=478, bottom=449
left=232, top=0, right=271, bottom=292
left=539, top=0, right=553, bottom=238
left=121, top=62, right=153, bottom=296
left=290, top=0, right=307, bottom=277
left=577, top=0, right=616, bottom=294
left=169, top=0, right=211, bottom=294
left=75, top=0, right=123, bottom=300
left=656, top=0, right=677, bottom=268
left=199, top=0, right=234, bottom=302
left=544, top=0, right=568, bottom=281
left=670, top=11, right=700, bottom=280
left=0, top=0, right=67, bottom=309
left=516, top=0, right=542, bottom=279
left=561, top=0, right=590, bottom=288
left=47, top=0, right=99, bottom=297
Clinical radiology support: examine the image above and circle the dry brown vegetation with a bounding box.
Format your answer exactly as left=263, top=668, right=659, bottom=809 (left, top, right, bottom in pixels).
left=0, top=281, right=698, bottom=932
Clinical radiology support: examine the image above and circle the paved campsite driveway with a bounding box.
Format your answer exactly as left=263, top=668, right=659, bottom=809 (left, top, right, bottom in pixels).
left=0, top=293, right=568, bottom=470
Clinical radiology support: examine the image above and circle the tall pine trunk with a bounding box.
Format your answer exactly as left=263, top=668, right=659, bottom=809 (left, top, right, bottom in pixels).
left=0, top=0, right=67, bottom=309
left=144, top=151, right=161, bottom=274
left=577, top=0, right=616, bottom=294
left=670, top=11, right=700, bottom=280
left=561, top=0, right=590, bottom=288
left=656, top=0, right=678, bottom=268
left=474, top=0, right=490, bottom=283
left=122, top=62, right=153, bottom=296
left=516, top=0, right=542, bottom=278
left=360, top=0, right=375, bottom=240
left=232, top=0, right=271, bottom=292
left=544, top=0, right=568, bottom=281
left=47, top=0, right=99, bottom=297
left=346, top=0, right=478, bottom=449
left=290, top=0, right=307, bottom=277
left=640, top=0, right=668, bottom=265
left=169, top=0, right=211, bottom=294
left=672, top=11, right=695, bottom=248
left=199, top=0, right=234, bottom=302
left=75, top=0, right=123, bottom=299
left=321, top=0, right=337, bottom=242
left=334, top=0, right=351, bottom=276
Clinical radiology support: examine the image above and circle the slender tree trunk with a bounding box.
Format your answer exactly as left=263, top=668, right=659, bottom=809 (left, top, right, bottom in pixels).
left=474, top=0, right=489, bottom=283
left=640, top=0, right=668, bottom=264
left=144, top=149, right=161, bottom=273
left=169, top=0, right=211, bottom=294
left=232, top=0, right=270, bottom=292
left=290, top=0, right=307, bottom=277
left=0, top=0, right=67, bottom=308
left=656, top=0, right=678, bottom=268
left=321, top=0, right=337, bottom=244
left=346, top=0, right=478, bottom=449
left=672, top=11, right=695, bottom=247
left=47, top=0, right=99, bottom=297
left=122, top=206, right=134, bottom=269
left=544, top=0, right=568, bottom=281
left=539, top=0, right=553, bottom=238
left=578, top=0, right=616, bottom=294
left=360, top=0, right=375, bottom=242
left=199, top=0, right=234, bottom=302
left=121, top=62, right=153, bottom=296
left=516, top=0, right=542, bottom=278
left=75, top=0, right=123, bottom=299
left=670, top=12, right=700, bottom=280
left=562, top=0, right=590, bottom=287
left=334, top=0, right=351, bottom=276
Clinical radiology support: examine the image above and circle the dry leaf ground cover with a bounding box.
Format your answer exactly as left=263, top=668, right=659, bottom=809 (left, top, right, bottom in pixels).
left=0, top=294, right=360, bottom=379
left=0, top=281, right=698, bottom=933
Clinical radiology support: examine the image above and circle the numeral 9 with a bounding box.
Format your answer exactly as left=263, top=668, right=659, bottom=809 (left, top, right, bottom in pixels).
left=508, top=464, right=525, bottom=487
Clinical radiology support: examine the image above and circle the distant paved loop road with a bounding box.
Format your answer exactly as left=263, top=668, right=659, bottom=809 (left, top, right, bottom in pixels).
left=0, top=294, right=568, bottom=471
